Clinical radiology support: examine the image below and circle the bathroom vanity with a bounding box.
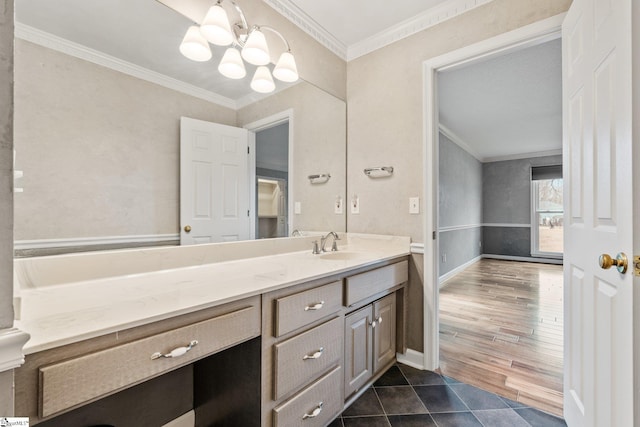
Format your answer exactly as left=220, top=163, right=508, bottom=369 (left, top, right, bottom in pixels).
left=13, top=234, right=410, bottom=426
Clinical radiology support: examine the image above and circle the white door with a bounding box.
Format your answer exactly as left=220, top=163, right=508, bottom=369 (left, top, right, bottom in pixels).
left=180, top=117, right=252, bottom=245
left=562, top=0, right=635, bottom=426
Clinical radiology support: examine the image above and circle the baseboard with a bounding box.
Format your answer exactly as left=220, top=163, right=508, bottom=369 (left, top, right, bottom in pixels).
left=397, top=349, right=425, bottom=370
left=438, top=256, right=482, bottom=288
left=482, top=254, right=563, bottom=265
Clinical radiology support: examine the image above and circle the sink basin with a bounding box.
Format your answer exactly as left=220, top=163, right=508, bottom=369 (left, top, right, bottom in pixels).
left=319, top=251, right=367, bottom=261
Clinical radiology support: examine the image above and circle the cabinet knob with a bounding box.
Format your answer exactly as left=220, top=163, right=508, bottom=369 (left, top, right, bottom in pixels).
left=184, top=225, right=192, bottom=233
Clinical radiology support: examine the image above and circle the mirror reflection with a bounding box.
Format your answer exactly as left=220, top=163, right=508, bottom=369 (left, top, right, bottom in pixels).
left=12, top=0, right=346, bottom=256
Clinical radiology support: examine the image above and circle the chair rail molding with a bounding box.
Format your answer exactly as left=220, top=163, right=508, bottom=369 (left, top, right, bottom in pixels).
left=0, top=328, right=30, bottom=372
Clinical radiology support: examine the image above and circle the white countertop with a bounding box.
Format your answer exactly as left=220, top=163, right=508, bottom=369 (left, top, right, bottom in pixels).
left=14, top=234, right=410, bottom=354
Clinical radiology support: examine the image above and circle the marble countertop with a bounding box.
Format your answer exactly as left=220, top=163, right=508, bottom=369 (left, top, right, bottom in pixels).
left=15, top=234, right=410, bottom=354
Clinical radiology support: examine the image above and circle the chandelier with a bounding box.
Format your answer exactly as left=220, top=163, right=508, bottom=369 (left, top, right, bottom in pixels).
left=178, top=0, right=299, bottom=93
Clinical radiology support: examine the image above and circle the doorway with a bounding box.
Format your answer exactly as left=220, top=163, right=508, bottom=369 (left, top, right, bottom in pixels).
left=422, top=14, right=566, bottom=415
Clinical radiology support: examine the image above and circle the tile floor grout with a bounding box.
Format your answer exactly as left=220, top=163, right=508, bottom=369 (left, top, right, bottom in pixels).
left=331, top=362, right=567, bottom=427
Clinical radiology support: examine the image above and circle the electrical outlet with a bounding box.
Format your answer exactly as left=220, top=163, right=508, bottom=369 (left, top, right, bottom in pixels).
left=441, top=253, right=447, bottom=263
left=351, top=195, right=360, bottom=214
left=409, top=197, right=420, bottom=214
left=294, top=201, right=301, bottom=214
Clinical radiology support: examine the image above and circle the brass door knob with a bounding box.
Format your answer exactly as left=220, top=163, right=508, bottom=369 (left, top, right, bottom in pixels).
left=184, top=225, right=192, bottom=233
left=599, top=252, right=628, bottom=274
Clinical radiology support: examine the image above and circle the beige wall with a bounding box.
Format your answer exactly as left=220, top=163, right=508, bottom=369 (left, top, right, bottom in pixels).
left=346, top=0, right=572, bottom=244
left=13, top=40, right=237, bottom=241
left=237, top=82, right=347, bottom=233
left=347, top=0, right=571, bottom=351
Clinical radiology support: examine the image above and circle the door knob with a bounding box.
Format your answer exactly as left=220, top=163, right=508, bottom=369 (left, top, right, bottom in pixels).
left=184, top=225, right=192, bottom=233
left=599, top=252, right=628, bottom=274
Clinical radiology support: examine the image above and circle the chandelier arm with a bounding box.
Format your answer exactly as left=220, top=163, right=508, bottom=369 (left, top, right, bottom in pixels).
left=259, top=25, right=292, bottom=52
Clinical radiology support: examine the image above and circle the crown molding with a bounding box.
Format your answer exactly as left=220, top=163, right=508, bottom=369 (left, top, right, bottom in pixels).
left=14, top=23, right=238, bottom=110
left=482, top=149, right=563, bottom=163
left=346, top=0, right=495, bottom=61
left=262, top=0, right=347, bottom=59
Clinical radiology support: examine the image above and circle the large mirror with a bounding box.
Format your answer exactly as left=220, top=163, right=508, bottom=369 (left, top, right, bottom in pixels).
left=12, top=0, right=346, bottom=256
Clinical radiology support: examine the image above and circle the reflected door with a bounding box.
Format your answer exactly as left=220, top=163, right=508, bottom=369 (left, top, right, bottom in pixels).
left=562, top=0, right=635, bottom=425
left=180, top=117, right=252, bottom=245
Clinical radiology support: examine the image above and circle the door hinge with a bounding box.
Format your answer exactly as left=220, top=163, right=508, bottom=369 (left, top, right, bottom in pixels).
left=634, top=256, right=640, bottom=277
left=432, top=231, right=436, bottom=240
left=247, top=146, right=250, bottom=154
left=247, top=210, right=250, bottom=217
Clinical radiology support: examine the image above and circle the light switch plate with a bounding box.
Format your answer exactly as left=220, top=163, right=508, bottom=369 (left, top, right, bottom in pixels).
left=351, top=196, right=360, bottom=214
left=409, top=197, right=420, bottom=214
left=294, top=201, right=301, bottom=214
left=335, top=196, right=343, bottom=214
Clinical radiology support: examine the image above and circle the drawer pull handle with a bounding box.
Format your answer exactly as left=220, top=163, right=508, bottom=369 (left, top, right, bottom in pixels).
left=151, top=340, right=198, bottom=360
left=370, top=316, right=382, bottom=328
left=302, top=347, right=324, bottom=360
left=302, top=402, right=324, bottom=420
left=304, top=301, right=325, bottom=311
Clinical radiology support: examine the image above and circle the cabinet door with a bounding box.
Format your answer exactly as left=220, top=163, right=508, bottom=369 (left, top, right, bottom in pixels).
left=373, top=293, right=396, bottom=374
left=344, top=306, right=373, bottom=397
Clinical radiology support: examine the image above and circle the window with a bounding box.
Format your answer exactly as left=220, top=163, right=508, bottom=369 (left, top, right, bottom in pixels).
left=531, top=166, right=563, bottom=258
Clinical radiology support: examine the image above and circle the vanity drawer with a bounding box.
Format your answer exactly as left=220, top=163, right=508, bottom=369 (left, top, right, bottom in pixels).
left=273, top=316, right=342, bottom=400
left=273, top=366, right=342, bottom=427
left=274, top=280, right=342, bottom=337
left=345, top=261, right=408, bottom=306
left=38, top=297, right=260, bottom=418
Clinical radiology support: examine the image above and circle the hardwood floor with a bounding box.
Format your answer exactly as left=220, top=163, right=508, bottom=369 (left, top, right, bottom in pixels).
left=438, top=258, right=564, bottom=417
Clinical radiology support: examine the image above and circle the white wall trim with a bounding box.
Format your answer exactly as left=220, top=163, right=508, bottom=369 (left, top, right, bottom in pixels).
left=482, top=254, right=563, bottom=264
left=438, top=124, right=483, bottom=162
left=14, top=234, right=180, bottom=250
left=0, top=328, right=30, bottom=372
left=423, top=13, right=565, bottom=371
left=14, top=23, right=238, bottom=110
left=439, top=255, right=482, bottom=286
left=438, top=224, right=482, bottom=232
left=483, top=149, right=563, bottom=163
left=264, top=0, right=495, bottom=61
left=396, top=349, right=425, bottom=370
left=410, top=243, right=425, bottom=254
left=482, top=223, right=531, bottom=228
left=347, top=0, right=496, bottom=61
left=262, top=0, right=347, bottom=59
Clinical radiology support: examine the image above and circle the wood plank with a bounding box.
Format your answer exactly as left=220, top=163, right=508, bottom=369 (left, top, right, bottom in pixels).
left=439, top=259, right=563, bottom=417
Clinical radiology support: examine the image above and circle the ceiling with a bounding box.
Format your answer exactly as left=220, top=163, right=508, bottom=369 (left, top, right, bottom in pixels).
left=438, top=38, right=562, bottom=161
left=15, top=0, right=561, bottom=159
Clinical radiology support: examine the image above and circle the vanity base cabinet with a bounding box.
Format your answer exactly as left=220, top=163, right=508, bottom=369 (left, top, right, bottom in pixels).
left=344, top=293, right=397, bottom=400
left=344, top=306, right=373, bottom=397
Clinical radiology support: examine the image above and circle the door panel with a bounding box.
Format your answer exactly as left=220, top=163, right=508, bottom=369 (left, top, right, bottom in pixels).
left=180, top=117, right=251, bottom=245
left=344, top=306, right=372, bottom=397
left=562, top=0, right=634, bottom=425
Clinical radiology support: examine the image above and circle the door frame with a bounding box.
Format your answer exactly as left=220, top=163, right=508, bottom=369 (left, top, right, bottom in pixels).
left=421, top=14, right=566, bottom=371
left=243, top=109, right=294, bottom=240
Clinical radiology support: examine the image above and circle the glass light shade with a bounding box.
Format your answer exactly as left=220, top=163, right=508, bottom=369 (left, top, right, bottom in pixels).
left=250, top=66, right=275, bottom=93
left=272, top=51, right=299, bottom=82
left=179, top=26, right=212, bottom=62
left=218, top=48, right=246, bottom=79
left=200, top=5, right=233, bottom=46
left=241, top=29, right=270, bottom=65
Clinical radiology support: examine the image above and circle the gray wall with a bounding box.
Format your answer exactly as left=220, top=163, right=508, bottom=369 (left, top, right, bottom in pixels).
left=482, top=155, right=562, bottom=257
left=438, top=133, right=483, bottom=276
left=0, top=0, right=15, bottom=415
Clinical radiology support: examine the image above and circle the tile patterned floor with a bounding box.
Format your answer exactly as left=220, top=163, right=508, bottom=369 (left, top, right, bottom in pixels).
left=329, top=364, right=567, bottom=427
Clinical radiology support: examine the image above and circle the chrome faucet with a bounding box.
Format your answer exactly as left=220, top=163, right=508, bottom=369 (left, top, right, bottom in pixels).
left=320, top=231, right=340, bottom=252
